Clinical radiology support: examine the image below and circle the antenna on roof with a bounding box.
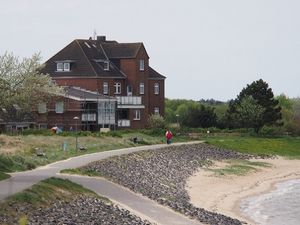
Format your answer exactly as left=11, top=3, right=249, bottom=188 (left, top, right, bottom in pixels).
left=93, top=29, right=97, bottom=40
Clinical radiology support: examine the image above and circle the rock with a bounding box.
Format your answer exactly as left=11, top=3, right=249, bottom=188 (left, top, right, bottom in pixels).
left=81, top=143, right=254, bottom=225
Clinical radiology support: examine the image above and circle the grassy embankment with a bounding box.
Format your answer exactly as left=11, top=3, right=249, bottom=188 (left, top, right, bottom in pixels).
left=203, top=136, right=300, bottom=175
left=1, top=130, right=300, bottom=180
left=0, top=130, right=197, bottom=180
left=205, top=136, right=300, bottom=159
left=0, top=177, right=105, bottom=224
left=62, top=136, right=300, bottom=177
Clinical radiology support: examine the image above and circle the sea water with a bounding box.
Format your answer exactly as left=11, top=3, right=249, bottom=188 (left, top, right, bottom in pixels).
left=241, top=179, right=300, bottom=225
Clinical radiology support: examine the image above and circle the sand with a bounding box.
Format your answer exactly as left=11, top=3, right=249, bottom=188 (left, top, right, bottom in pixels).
left=186, top=157, right=300, bottom=225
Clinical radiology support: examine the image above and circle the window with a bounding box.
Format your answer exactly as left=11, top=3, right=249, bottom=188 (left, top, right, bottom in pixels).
left=139, top=83, right=144, bottom=94
left=56, top=62, right=70, bottom=72
left=114, top=82, right=121, bottom=94
left=154, top=83, right=159, bottom=94
left=154, top=107, right=159, bottom=115
left=55, top=101, right=64, bottom=113
left=104, top=61, right=109, bottom=71
left=127, top=85, right=132, bottom=96
left=82, top=113, right=96, bottom=121
left=134, top=110, right=141, bottom=120
left=103, top=82, right=108, bottom=94
left=139, top=59, right=145, bottom=71
left=57, top=63, right=63, bottom=71
left=63, top=62, right=70, bottom=71
left=37, top=103, right=47, bottom=114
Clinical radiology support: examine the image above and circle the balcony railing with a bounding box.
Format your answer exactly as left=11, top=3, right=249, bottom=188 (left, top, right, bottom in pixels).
left=116, top=96, right=142, bottom=105
left=116, top=96, right=144, bottom=109
left=118, top=119, right=130, bottom=127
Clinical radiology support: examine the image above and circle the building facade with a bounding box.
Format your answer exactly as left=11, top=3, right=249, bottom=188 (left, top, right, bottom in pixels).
left=39, top=36, right=165, bottom=130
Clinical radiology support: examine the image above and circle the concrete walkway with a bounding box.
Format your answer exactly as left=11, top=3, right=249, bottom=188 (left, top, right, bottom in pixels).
left=0, top=141, right=203, bottom=225
left=58, top=174, right=202, bottom=225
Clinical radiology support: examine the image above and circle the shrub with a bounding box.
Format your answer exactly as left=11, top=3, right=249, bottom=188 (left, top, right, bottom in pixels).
left=147, top=114, right=167, bottom=129
left=21, top=129, right=52, bottom=136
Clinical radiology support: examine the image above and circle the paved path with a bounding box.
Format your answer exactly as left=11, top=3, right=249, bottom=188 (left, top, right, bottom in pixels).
left=58, top=174, right=202, bottom=225
left=0, top=141, right=203, bottom=225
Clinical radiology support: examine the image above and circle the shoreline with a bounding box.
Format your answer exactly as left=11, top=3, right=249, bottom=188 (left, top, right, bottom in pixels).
left=186, top=157, right=300, bottom=225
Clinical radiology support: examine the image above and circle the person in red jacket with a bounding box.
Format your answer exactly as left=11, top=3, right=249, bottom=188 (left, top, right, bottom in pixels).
left=165, top=129, right=173, bottom=144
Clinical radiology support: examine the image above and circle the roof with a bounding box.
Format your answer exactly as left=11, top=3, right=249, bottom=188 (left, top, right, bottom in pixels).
left=41, top=37, right=164, bottom=80
left=149, top=67, right=166, bottom=79
left=64, top=86, right=116, bottom=102
left=102, top=42, right=144, bottom=59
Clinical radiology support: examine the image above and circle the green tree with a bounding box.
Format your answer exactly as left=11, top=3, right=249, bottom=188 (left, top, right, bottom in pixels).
left=0, top=52, right=62, bottom=111
left=180, top=103, right=217, bottom=128
left=227, top=79, right=282, bottom=132
left=236, top=96, right=265, bottom=129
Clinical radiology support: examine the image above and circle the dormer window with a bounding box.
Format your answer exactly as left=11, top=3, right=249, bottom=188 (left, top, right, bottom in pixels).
left=56, top=61, right=73, bottom=72
left=63, top=62, right=70, bottom=71
left=94, top=59, right=110, bottom=71
left=104, top=61, right=109, bottom=71
left=57, top=62, right=63, bottom=72
left=139, top=59, right=145, bottom=71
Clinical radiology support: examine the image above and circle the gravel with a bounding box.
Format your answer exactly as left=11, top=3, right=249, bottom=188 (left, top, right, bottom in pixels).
left=0, top=195, right=153, bottom=225
left=82, top=143, right=252, bottom=225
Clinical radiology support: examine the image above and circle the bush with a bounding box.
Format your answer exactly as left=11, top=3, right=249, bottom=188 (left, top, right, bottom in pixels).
left=147, top=114, right=167, bottom=129
left=21, top=129, right=52, bottom=136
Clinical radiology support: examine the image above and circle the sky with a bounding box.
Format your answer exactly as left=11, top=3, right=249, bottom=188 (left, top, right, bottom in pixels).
left=1, top=0, right=300, bottom=101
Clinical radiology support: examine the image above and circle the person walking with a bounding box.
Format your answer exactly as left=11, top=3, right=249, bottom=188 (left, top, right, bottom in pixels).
left=165, top=129, right=173, bottom=144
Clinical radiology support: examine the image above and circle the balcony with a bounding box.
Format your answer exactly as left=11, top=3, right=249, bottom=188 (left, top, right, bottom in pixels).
left=116, top=96, right=145, bottom=109
left=118, top=119, right=130, bottom=127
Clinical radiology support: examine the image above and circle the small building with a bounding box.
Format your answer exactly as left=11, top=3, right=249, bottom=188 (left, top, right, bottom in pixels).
left=40, top=36, right=166, bottom=130
left=34, top=87, right=117, bottom=132
left=0, top=106, right=35, bottom=133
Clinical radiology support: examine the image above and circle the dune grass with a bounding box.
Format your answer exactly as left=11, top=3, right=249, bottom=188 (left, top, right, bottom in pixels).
left=0, top=177, right=106, bottom=222
left=0, top=132, right=169, bottom=174
left=209, top=159, right=272, bottom=176
left=205, top=136, right=300, bottom=159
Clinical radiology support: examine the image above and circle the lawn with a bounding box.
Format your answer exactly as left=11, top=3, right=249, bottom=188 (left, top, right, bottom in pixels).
left=0, top=131, right=195, bottom=174
left=205, top=136, right=300, bottom=159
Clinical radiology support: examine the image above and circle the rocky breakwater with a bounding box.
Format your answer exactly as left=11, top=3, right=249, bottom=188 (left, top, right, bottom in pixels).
left=82, top=143, right=252, bottom=225
left=0, top=195, right=153, bottom=225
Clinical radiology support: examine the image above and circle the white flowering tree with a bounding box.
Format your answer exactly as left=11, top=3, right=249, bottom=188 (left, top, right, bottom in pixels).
left=0, top=52, right=63, bottom=120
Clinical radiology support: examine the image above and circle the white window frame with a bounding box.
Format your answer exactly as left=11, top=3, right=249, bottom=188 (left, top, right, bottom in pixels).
left=114, top=82, right=121, bottom=94
left=104, top=61, right=109, bottom=71
left=57, top=62, right=70, bottom=72
left=154, top=83, right=159, bottom=95
left=139, top=59, right=145, bottom=71
left=63, top=62, right=70, bottom=71
left=103, top=82, right=109, bottom=94
left=154, top=107, right=159, bottom=115
left=82, top=113, right=97, bottom=121
left=55, top=101, right=64, bottom=114
left=139, top=83, right=144, bottom=95
left=37, top=102, right=47, bottom=114
left=133, top=110, right=141, bottom=120
left=57, top=62, right=63, bottom=72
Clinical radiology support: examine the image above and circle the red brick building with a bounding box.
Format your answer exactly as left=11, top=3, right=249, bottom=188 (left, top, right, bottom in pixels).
left=38, top=36, right=165, bottom=130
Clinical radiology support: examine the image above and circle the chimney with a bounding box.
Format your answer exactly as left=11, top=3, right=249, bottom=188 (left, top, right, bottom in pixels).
left=97, top=36, right=106, bottom=42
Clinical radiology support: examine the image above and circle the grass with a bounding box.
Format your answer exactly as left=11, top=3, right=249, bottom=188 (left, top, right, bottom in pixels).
left=0, top=171, right=10, bottom=181
left=61, top=168, right=102, bottom=177
left=1, top=131, right=300, bottom=178
left=0, top=177, right=108, bottom=221
left=205, top=136, right=300, bottom=159
left=209, top=159, right=272, bottom=176
left=0, top=131, right=185, bottom=174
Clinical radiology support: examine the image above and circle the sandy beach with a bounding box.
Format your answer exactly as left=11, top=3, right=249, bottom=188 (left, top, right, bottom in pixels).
left=186, top=157, right=300, bottom=225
